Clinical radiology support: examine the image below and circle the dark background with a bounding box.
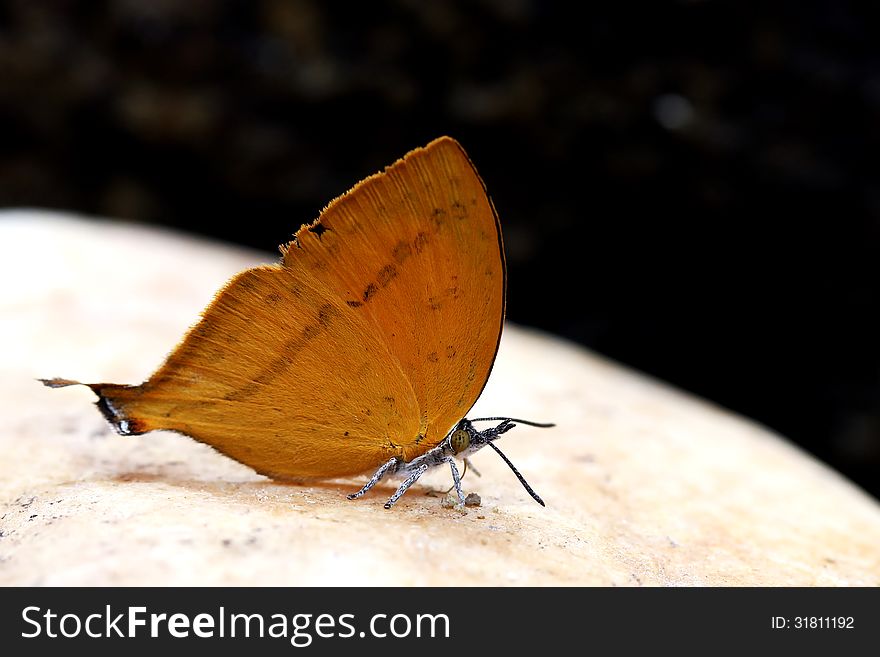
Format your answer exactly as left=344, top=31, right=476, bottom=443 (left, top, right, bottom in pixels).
left=2, top=1, right=878, bottom=499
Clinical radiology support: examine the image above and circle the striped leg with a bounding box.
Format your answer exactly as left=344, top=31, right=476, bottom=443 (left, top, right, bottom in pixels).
left=347, top=457, right=400, bottom=500
left=384, top=464, right=429, bottom=509
left=443, top=457, right=466, bottom=506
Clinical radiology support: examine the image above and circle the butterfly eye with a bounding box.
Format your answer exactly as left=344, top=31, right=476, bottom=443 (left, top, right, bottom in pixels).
left=450, top=429, right=470, bottom=454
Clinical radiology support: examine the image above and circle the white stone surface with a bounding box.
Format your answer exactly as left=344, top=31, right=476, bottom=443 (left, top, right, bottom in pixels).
left=1, top=210, right=878, bottom=585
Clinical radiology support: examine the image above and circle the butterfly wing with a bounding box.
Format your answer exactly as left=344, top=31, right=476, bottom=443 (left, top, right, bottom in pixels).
left=288, top=137, right=506, bottom=460
left=86, top=137, right=505, bottom=478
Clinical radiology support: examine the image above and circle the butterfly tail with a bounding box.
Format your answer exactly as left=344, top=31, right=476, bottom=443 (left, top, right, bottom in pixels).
left=40, top=378, right=148, bottom=436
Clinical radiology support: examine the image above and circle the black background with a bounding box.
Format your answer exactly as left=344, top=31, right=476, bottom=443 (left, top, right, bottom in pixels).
left=1, top=2, right=878, bottom=499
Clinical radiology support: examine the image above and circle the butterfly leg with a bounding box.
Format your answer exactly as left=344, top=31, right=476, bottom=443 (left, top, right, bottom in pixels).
left=347, top=457, right=400, bottom=500
left=384, top=464, right=429, bottom=509
left=444, top=456, right=481, bottom=495
left=442, top=457, right=467, bottom=506
left=463, top=457, right=481, bottom=478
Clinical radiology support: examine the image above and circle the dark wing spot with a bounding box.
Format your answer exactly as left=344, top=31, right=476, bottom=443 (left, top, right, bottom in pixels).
left=317, top=303, right=338, bottom=327
left=377, top=264, right=398, bottom=287
left=413, top=231, right=429, bottom=253
left=363, top=283, right=378, bottom=302
left=427, top=351, right=439, bottom=363
left=265, top=293, right=282, bottom=306
left=346, top=300, right=363, bottom=308
left=392, top=240, right=412, bottom=264
left=451, top=200, right=467, bottom=220
left=446, top=345, right=456, bottom=359
left=308, top=222, right=328, bottom=238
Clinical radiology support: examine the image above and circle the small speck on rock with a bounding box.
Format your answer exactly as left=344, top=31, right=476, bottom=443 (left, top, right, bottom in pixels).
left=465, top=493, right=481, bottom=507
left=440, top=491, right=481, bottom=511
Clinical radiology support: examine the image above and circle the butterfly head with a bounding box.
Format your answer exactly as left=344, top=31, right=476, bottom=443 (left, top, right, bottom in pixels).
left=445, top=416, right=554, bottom=506
left=447, top=418, right=515, bottom=457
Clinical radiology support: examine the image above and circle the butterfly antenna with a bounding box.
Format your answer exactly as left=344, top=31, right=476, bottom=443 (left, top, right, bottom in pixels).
left=485, top=441, right=545, bottom=506
left=471, top=417, right=555, bottom=428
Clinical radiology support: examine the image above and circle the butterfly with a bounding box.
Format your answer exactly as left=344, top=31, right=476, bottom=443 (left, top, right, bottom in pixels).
left=42, top=137, right=553, bottom=508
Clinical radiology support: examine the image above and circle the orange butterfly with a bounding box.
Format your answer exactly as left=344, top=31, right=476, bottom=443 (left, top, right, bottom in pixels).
left=43, top=137, right=552, bottom=508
